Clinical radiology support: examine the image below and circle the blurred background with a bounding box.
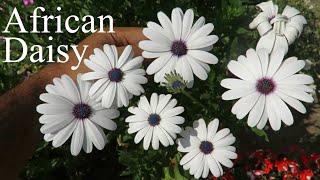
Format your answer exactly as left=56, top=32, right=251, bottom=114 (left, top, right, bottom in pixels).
left=0, top=0, right=319, bottom=179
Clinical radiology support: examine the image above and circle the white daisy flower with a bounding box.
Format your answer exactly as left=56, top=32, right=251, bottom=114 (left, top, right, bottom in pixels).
left=82, top=44, right=147, bottom=108
left=37, top=74, right=120, bottom=156
left=177, top=118, right=237, bottom=179
left=126, top=93, right=185, bottom=150
left=249, top=1, right=307, bottom=53
left=221, top=48, right=314, bottom=131
left=139, top=7, right=219, bottom=87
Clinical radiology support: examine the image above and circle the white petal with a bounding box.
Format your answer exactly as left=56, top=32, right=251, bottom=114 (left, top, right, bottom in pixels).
left=207, top=119, right=219, bottom=141
left=180, top=148, right=200, bottom=165
left=90, top=113, right=117, bottom=131
left=150, top=93, right=159, bottom=113
left=84, top=119, right=105, bottom=150
left=122, top=56, right=144, bottom=72
left=181, top=9, right=194, bottom=40
left=187, top=35, right=219, bottom=49
left=139, top=40, right=170, bottom=52
left=206, top=154, right=221, bottom=177
left=266, top=95, right=281, bottom=131
left=274, top=95, right=294, bottom=126
left=146, top=52, right=172, bottom=75
left=155, top=126, right=169, bottom=147
left=188, top=23, right=214, bottom=42
left=103, top=44, right=116, bottom=67
left=256, top=31, right=276, bottom=53
left=188, top=50, right=218, bottom=64
left=227, top=60, right=256, bottom=82
left=171, top=8, right=183, bottom=39
left=257, top=48, right=269, bottom=76
left=81, top=72, right=107, bottom=81
left=52, top=120, right=77, bottom=147
left=61, top=75, right=81, bottom=104
left=117, top=45, right=132, bottom=68
left=143, top=127, right=153, bottom=150
left=157, top=11, right=175, bottom=40
left=190, top=16, right=205, bottom=35
left=245, top=49, right=262, bottom=79
left=276, top=91, right=307, bottom=113
left=212, top=128, right=230, bottom=143
left=143, top=28, right=171, bottom=45
left=193, top=119, right=207, bottom=141
left=161, top=106, right=184, bottom=118
left=89, top=78, right=109, bottom=97
left=222, top=88, right=256, bottom=101
left=39, top=93, right=74, bottom=106
left=186, top=55, right=208, bottom=80
left=248, top=95, right=265, bottom=127
left=134, top=126, right=150, bottom=144
left=128, top=121, right=149, bottom=134
left=40, top=115, right=73, bottom=134
left=70, top=121, right=84, bottom=156
left=102, top=83, right=116, bottom=108
left=279, top=74, right=314, bottom=85
left=156, top=94, right=172, bottom=114
left=267, top=49, right=285, bottom=77
left=220, top=78, right=253, bottom=90
left=212, top=151, right=234, bottom=168
left=36, top=103, right=72, bottom=115
left=274, top=58, right=305, bottom=81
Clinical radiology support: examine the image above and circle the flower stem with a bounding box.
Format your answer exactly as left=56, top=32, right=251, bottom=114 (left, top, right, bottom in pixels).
left=181, top=90, right=206, bottom=110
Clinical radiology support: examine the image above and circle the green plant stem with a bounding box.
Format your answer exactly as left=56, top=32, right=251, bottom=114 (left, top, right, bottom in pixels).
left=181, top=90, right=206, bottom=110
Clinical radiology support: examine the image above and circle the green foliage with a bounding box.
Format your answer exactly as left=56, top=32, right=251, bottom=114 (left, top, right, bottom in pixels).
left=0, top=0, right=319, bottom=179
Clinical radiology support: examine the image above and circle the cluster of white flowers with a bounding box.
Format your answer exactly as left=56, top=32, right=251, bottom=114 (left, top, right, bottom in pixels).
left=36, top=1, right=314, bottom=179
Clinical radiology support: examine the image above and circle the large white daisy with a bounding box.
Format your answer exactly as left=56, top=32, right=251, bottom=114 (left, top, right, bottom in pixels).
left=249, top=1, right=307, bottom=53
left=37, top=74, right=120, bottom=156
left=139, top=7, right=219, bottom=87
left=126, top=93, right=185, bottom=150
left=82, top=44, right=147, bottom=108
left=221, top=48, right=314, bottom=131
left=177, top=119, right=237, bottom=179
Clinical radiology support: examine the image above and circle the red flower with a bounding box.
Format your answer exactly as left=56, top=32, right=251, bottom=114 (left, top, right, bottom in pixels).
left=282, top=173, right=294, bottom=180
left=275, top=159, right=289, bottom=172
left=287, top=160, right=299, bottom=175
left=299, top=169, right=314, bottom=180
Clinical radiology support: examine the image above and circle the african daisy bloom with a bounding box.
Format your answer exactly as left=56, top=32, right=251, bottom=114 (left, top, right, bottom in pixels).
left=37, top=74, right=120, bottom=156
left=221, top=48, right=314, bottom=131
left=126, top=93, right=185, bottom=150
left=139, top=7, right=219, bottom=87
left=82, top=44, right=147, bottom=108
left=177, top=119, right=237, bottom=179
left=249, top=1, right=307, bottom=53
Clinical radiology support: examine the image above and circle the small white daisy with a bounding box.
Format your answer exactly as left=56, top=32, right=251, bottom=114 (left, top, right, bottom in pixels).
left=249, top=1, right=307, bottom=53
left=221, top=48, right=314, bottom=131
left=82, top=44, right=147, bottom=108
left=126, top=93, right=185, bottom=150
left=37, top=74, right=120, bottom=156
left=139, top=7, right=219, bottom=87
left=177, top=118, right=237, bottom=179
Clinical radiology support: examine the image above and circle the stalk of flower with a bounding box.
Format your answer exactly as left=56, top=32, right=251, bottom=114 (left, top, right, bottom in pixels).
left=177, top=119, right=237, bottom=179
left=126, top=93, right=185, bottom=150
left=81, top=44, right=148, bottom=108
left=249, top=1, right=307, bottom=54
left=163, top=71, right=207, bottom=109
left=37, top=74, right=120, bottom=156
left=221, top=48, right=314, bottom=131
left=139, top=7, right=219, bottom=88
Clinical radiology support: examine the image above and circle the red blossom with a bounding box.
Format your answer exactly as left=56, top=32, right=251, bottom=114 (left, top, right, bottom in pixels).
left=299, top=169, right=314, bottom=180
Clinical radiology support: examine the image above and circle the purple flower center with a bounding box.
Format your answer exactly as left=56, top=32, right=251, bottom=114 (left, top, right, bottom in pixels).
left=72, top=103, right=92, bottom=120
left=148, top=114, right=161, bottom=126
left=199, top=141, right=213, bottom=154
left=172, top=80, right=184, bottom=89
left=256, top=78, right=276, bottom=95
left=171, top=40, right=187, bottom=57
left=108, top=68, right=123, bottom=82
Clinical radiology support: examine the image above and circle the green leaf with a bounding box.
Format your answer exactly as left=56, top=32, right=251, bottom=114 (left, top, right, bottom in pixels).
left=251, top=127, right=270, bottom=142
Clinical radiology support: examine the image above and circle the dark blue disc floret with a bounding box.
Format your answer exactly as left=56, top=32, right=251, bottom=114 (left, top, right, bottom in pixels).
left=73, top=103, right=92, bottom=120
left=199, top=141, right=214, bottom=154
left=108, top=68, right=123, bottom=82
left=148, top=114, right=161, bottom=126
